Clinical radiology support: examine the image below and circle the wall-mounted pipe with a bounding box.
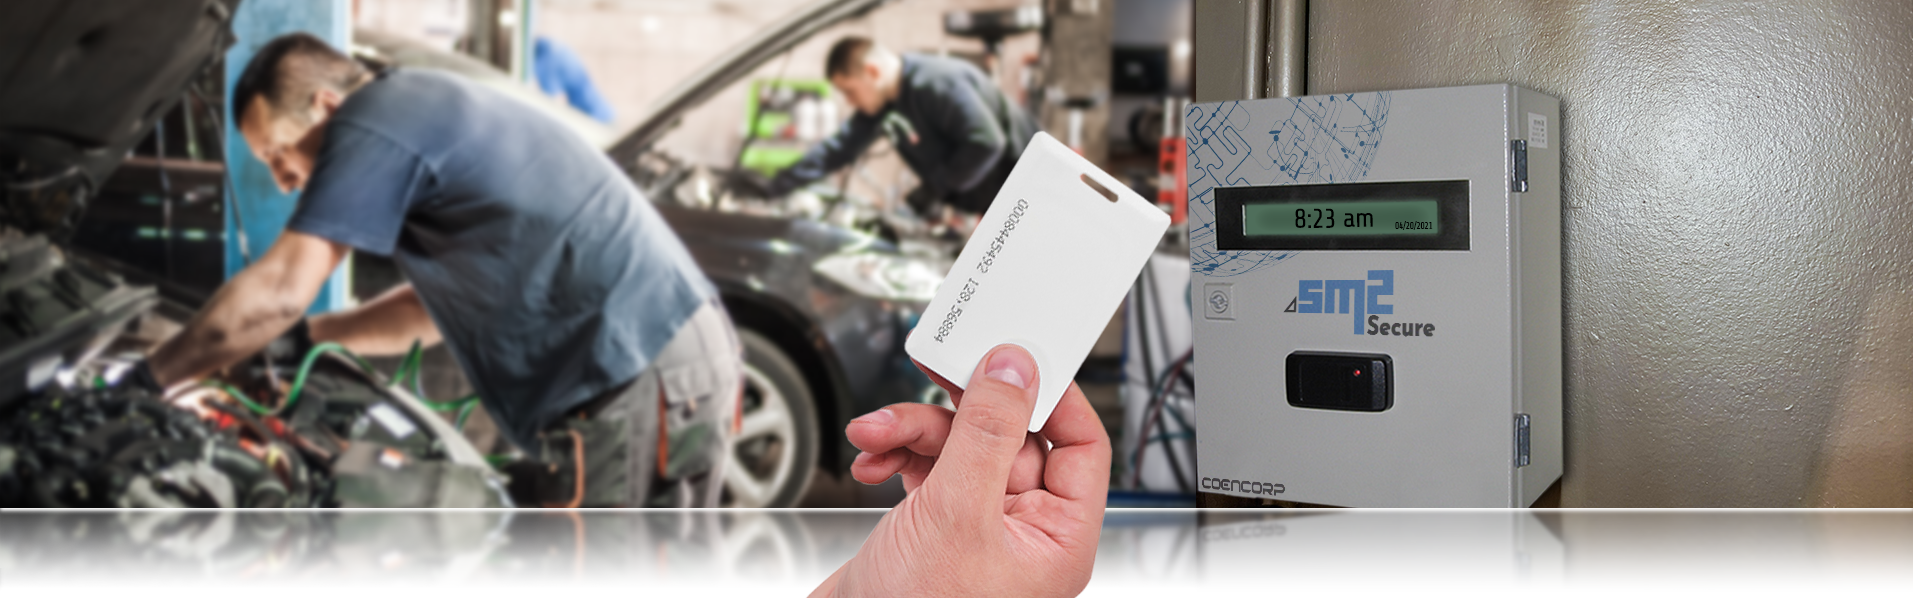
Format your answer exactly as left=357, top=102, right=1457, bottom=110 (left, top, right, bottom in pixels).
left=1240, top=0, right=1266, bottom=100
left=1266, top=0, right=1306, bottom=98
left=1193, top=0, right=1305, bottom=102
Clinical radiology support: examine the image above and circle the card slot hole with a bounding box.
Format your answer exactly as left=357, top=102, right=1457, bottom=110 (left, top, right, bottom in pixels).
left=1080, top=174, right=1119, bottom=203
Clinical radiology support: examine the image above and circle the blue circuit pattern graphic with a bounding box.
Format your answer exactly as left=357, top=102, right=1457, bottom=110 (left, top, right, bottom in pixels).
left=1187, top=93, right=1391, bottom=277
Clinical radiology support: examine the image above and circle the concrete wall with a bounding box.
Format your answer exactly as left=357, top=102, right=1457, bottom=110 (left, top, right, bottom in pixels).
left=1307, top=1, right=1913, bottom=506
left=1040, top=0, right=1114, bottom=164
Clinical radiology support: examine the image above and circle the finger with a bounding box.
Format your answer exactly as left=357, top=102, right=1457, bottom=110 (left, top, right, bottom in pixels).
left=850, top=449, right=937, bottom=490
left=845, top=403, right=955, bottom=457
left=911, top=357, right=965, bottom=407
left=872, top=422, right=1043, bottom=497
left=1037, top=381, right=1112, bottom=503
left=925, top=344, right=1040, bottom=512
left=899, top=463, right=934, bottom=494
left=1005, top=432, right=1048, bottom=495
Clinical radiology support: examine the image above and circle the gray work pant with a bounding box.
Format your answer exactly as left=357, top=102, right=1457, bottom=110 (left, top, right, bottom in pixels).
left=543, top=298, right=742, bottom=504
left=575, top=299, right=742, bottom=507
left=527, top=296, right=742, bottom=584
left=619, top=296, right=738, bottom=504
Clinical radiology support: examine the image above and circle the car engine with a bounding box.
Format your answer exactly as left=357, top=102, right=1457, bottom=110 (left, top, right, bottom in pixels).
left=0, top=229, right=507, bottom=508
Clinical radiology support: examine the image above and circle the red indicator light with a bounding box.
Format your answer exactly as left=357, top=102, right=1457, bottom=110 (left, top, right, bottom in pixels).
left=1352, top=369, right=1362, bottom=376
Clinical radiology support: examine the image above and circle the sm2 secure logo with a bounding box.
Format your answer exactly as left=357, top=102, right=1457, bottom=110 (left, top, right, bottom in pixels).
left=1284, top=270, right=1437, bottom=337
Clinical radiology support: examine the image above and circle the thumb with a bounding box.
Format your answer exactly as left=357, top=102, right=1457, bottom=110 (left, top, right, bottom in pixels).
left=924, top=344, right=1040, bottom=513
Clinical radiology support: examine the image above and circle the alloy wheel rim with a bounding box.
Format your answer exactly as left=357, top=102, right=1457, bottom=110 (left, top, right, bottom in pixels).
left=724, top=362, right=799, bottom=507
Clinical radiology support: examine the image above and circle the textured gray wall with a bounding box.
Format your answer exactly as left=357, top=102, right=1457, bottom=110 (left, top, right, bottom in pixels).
left=1307, top=1, right=1913, bottom=506
left=1044, top=0, right=1117, bottom=165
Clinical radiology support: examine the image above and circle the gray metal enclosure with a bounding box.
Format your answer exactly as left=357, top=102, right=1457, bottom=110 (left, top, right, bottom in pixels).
left=1195, top=0, right=1913, bottom=506
left=1189, top=85, right=1563, bottom=507
left=1286, top=1, right=1913, bottom=506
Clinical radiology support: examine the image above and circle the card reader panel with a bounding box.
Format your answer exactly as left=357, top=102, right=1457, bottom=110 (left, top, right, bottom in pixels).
left=1286, top=351, right=1393, bottom=412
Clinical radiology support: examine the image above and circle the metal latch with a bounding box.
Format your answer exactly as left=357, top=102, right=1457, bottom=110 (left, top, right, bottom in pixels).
left=1510, top=140, right=1529, bottom=193
left=1514, top=413, right=1531, bottom=467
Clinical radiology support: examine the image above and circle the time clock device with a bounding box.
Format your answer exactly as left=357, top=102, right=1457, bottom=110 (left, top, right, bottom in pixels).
left=1188, top=85, right=1562, bottom=507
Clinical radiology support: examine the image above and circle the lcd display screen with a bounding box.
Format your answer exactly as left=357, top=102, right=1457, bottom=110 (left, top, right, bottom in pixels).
left=1243, top=200, right=1441, bottom=236
left=1215, top=180, right=1469, bottom=250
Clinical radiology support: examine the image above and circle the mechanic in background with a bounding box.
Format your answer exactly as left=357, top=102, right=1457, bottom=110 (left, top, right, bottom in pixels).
left=766, top=36, right=1040, bottom=222
left=533, top=36, right=616, bottom=124
left=134, top=33, right=739, bottom=507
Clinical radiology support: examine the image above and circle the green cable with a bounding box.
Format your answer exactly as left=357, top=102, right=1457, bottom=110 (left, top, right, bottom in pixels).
left=203, top=380, right=273, bottom=415
left=411, top=391, right=479, bottom=412
left=265, top=340, right=479, bottom=434
left=387, top=341, right=477, bottom=411
left=279, top=342, right=378, bottom=416
left=390, top=339, right=424, bottom=391
left=360, top=338, right=479, bottom=417
left=392, top=340, right=436, bottom=401
left=168, top=339, right=489, bottom=455
left=454, top=399, right=477, bottom=430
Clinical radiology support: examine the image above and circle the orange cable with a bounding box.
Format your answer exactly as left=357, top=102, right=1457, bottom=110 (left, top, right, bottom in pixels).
left=658, top=538, right=673, bottom=584
left=563, top=428, right=585, bottom=508
left=732, top=379, right=743, bottom=435
left=566, top=510, right=585, bottom=579
left=656, top=386, right=669, bottom=479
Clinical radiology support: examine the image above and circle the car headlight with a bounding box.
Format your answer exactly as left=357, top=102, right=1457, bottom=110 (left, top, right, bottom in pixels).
left=812, top=251, right=943, bottom=303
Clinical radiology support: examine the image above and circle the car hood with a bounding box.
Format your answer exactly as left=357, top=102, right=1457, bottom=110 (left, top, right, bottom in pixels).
left=0, top=0, right=239, bottom=235
left=605, top=0, right=894, bottom=166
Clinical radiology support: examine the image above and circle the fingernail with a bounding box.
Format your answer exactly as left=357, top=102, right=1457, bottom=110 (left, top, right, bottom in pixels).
left=984, top=346, right=1034, bottom=390
left=851, top=408, right=895, bottom=426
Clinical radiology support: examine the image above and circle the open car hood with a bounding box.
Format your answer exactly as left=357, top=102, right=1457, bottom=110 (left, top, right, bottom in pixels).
left=606, top=0, right=894, bottom=166
left=0, top=0, right=239, bottom=235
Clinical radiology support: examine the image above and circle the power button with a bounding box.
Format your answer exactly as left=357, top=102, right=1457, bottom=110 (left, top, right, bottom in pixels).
left=1203, top=283, right=1234, bottom=320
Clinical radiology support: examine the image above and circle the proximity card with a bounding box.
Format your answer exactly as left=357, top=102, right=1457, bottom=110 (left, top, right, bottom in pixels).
left=907, top=132, right=1170, bottom=432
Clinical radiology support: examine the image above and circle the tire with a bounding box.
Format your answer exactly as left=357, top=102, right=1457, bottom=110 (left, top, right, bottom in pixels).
left=719, top=504, right=818, bottom=584
left=723, top=329, right=820, bottom=507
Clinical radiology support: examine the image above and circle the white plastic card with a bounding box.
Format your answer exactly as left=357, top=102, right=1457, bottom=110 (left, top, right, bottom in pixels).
left=907, top=132, right=1170, bottom=432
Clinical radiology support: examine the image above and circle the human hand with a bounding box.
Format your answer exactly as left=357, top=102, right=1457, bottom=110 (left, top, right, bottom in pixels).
left=810, top=344, right=1110, bottom=598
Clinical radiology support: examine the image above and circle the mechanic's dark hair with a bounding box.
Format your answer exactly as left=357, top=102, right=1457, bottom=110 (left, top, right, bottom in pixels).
left=232, top=32, right=369, bottom=125
left=825, top=36, right=875, bottom=78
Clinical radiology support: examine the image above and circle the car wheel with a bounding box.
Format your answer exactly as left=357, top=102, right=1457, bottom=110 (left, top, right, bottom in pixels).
left=715, top=504, right=811, bottom=584
left=921, top=383, right=954, bottom=411
left=723, top=329, right=819, bottom=507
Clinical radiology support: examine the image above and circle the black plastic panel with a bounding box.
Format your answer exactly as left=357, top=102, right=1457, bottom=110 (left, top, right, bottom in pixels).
left=1286, top=351, right=1393, bottom=412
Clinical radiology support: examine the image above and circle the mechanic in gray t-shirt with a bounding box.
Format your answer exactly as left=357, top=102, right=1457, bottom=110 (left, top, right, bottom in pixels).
left=140, top=33, right=739, bottom=507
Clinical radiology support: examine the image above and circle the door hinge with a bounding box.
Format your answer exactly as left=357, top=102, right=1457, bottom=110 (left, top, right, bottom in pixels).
left=1510, top=140, right=1529, bottom=193
left=1514, top=413, right=1531, bottom=468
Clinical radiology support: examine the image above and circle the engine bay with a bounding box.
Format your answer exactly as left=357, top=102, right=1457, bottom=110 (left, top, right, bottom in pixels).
left=0, top=232, right=506, bottom=507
